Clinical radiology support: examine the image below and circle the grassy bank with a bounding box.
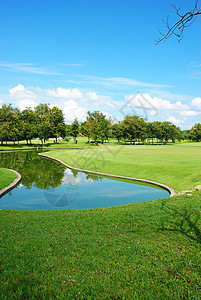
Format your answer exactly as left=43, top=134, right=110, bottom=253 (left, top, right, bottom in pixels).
left=1, top=143, right=201, bottom=298
left=0, top=191, right=201, bottom=299
left=46, top=142, right=201, bottom=193
left=0, top=168, right=17, bottom=190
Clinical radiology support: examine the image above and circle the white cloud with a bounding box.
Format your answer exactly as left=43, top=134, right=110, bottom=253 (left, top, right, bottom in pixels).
left=9, top=84, right=38, bottom=110
left=46, top=87, right=83, bottom=99
left=123, top=92, right=201, bottom=128
left=77, top=74, right=169, bottom=88
left=63, top=99, right=87, bottom=122
left=7, top=84, right=116, bottom=121
left=85, top=92, right=98, bottom=100
left=9, top=84, right=36, bottom=99
left=143, top=93, right=189, bottom=111
left=106, top=77, right=168, bottom=88
left=0, top=62, right=62, bottom=75
left=9, top=84, right=26, bottom=94
left=5, top=84, right=200, bottom=128
left=105, top=101, right=116, bottom=109
left=44, top=87, right=116, bottom=122
left=125, top=93, right=191, bottom=116
left=180, top=110, right=200, bottom=117
left=147, top=89, right=191, bottom=102
left=16, top=99, right=38, bottom=111
left=192, top=97, right=201, bottom=110
left=167, top=116, right=185, bottom=126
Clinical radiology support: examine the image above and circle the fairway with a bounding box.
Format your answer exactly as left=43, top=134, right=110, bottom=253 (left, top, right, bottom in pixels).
left=0, top=191, right=200, bottom=299
left=0, top=168, right=17, bottom=190
left=0, top=144, right=201, bottom=299
left=46, top=142, right=201, bottom=193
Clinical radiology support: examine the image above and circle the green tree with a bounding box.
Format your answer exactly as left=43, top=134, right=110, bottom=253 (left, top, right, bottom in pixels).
left=49, top=106, right=67, bottom=142
left=152, top=121, right=163, bottom=143
left=71, top=118, right=80, bottom=143
left=111, top=122, right=123, bottom=143
left=169, top=124, right=181, bottom=143
left=161, top=122, right=181, bottom=143
left=80, top=121, right=91, bottom=142
left=20, top=108, right=38, bottom=145
left=37, top=118, right=53, bottom=145
left=122, top=115, right=146, bottom=144
left=9, top=109, right=22, bottom=145
left=35, top=103, right=50, bottom=117
left=86, top=111, right=110, bottom=143
left=189, top=123, right=201, bottom=142
left=35, top=103, right=53, bottom=144
left=0, top=104, right=19, bottom=145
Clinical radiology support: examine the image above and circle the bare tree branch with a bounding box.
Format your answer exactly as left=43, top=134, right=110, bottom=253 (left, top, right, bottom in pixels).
left=156, top=0, right=201, bottom=44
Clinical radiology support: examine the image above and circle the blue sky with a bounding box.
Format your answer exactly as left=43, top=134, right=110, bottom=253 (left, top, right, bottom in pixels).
left=0, top=0, right=200, bottom=129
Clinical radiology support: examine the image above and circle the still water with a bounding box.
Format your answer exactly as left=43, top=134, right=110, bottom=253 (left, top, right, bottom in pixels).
left=0, top=151, right=169, bottom=210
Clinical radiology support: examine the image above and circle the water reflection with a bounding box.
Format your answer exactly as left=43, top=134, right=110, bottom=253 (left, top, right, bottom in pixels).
left=0, top=151, right=170, bottom=210
left=0, top=151, right=100, bottom=190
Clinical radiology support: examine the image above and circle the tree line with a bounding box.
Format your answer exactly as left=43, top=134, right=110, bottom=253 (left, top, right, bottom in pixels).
left=71, top=111, right=201, bottom=144
left=0, top=103, right=201, bottom=145
left=0, top=103, right=67, bottom=145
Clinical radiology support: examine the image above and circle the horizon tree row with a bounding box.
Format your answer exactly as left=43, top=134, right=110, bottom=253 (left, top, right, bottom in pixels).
left=0, top=103, right=200, bottom=144
left=72, top=112, right=201, bottom=144
left=72, top=113, right=182, bottom=144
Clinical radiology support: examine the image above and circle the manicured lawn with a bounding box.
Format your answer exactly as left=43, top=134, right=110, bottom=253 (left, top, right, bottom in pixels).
left=0, top=137, right=191, bottom=150
left=0, top=143, right=200, bottom=299
left=0, top=168, right=17, bottom=190
left=46, top=142, right=201, bottom=193
left=0, top=191, right=201, bottom=299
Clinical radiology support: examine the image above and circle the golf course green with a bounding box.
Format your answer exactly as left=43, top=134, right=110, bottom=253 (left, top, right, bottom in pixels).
left=46, top=142, right=201, bottom=193
left=0, top=142, right=200, bottom=299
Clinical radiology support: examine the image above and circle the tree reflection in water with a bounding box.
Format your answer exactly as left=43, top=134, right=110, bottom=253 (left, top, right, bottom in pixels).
left=0, top=151, right=170, bottom=211
left=0, top=150, right=101, bottom=190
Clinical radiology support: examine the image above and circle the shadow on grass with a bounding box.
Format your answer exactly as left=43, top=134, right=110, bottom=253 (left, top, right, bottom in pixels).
left=159, top=200, right=201, bottom=244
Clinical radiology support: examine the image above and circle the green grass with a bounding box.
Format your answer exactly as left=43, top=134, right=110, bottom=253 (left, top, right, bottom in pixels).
left=0, top=137, right=192, bottom=150
left=0, top=168, right=17, bottom=190
left=0, top=137, right=89, bottom=149
left=46, top=142, right=201, bottom=193
left=0, top=192, right=201, bottom=299
left=1, top=143, right=201, bottom=298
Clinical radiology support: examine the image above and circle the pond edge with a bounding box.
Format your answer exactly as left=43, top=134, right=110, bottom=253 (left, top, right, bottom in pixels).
left=38, top=153, right=176, bottom=197
left=0, top=169, right=21, bottom=198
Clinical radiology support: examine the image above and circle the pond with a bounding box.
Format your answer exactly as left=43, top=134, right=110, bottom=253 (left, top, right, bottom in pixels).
left=0, top=151, right=170, bottom=210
